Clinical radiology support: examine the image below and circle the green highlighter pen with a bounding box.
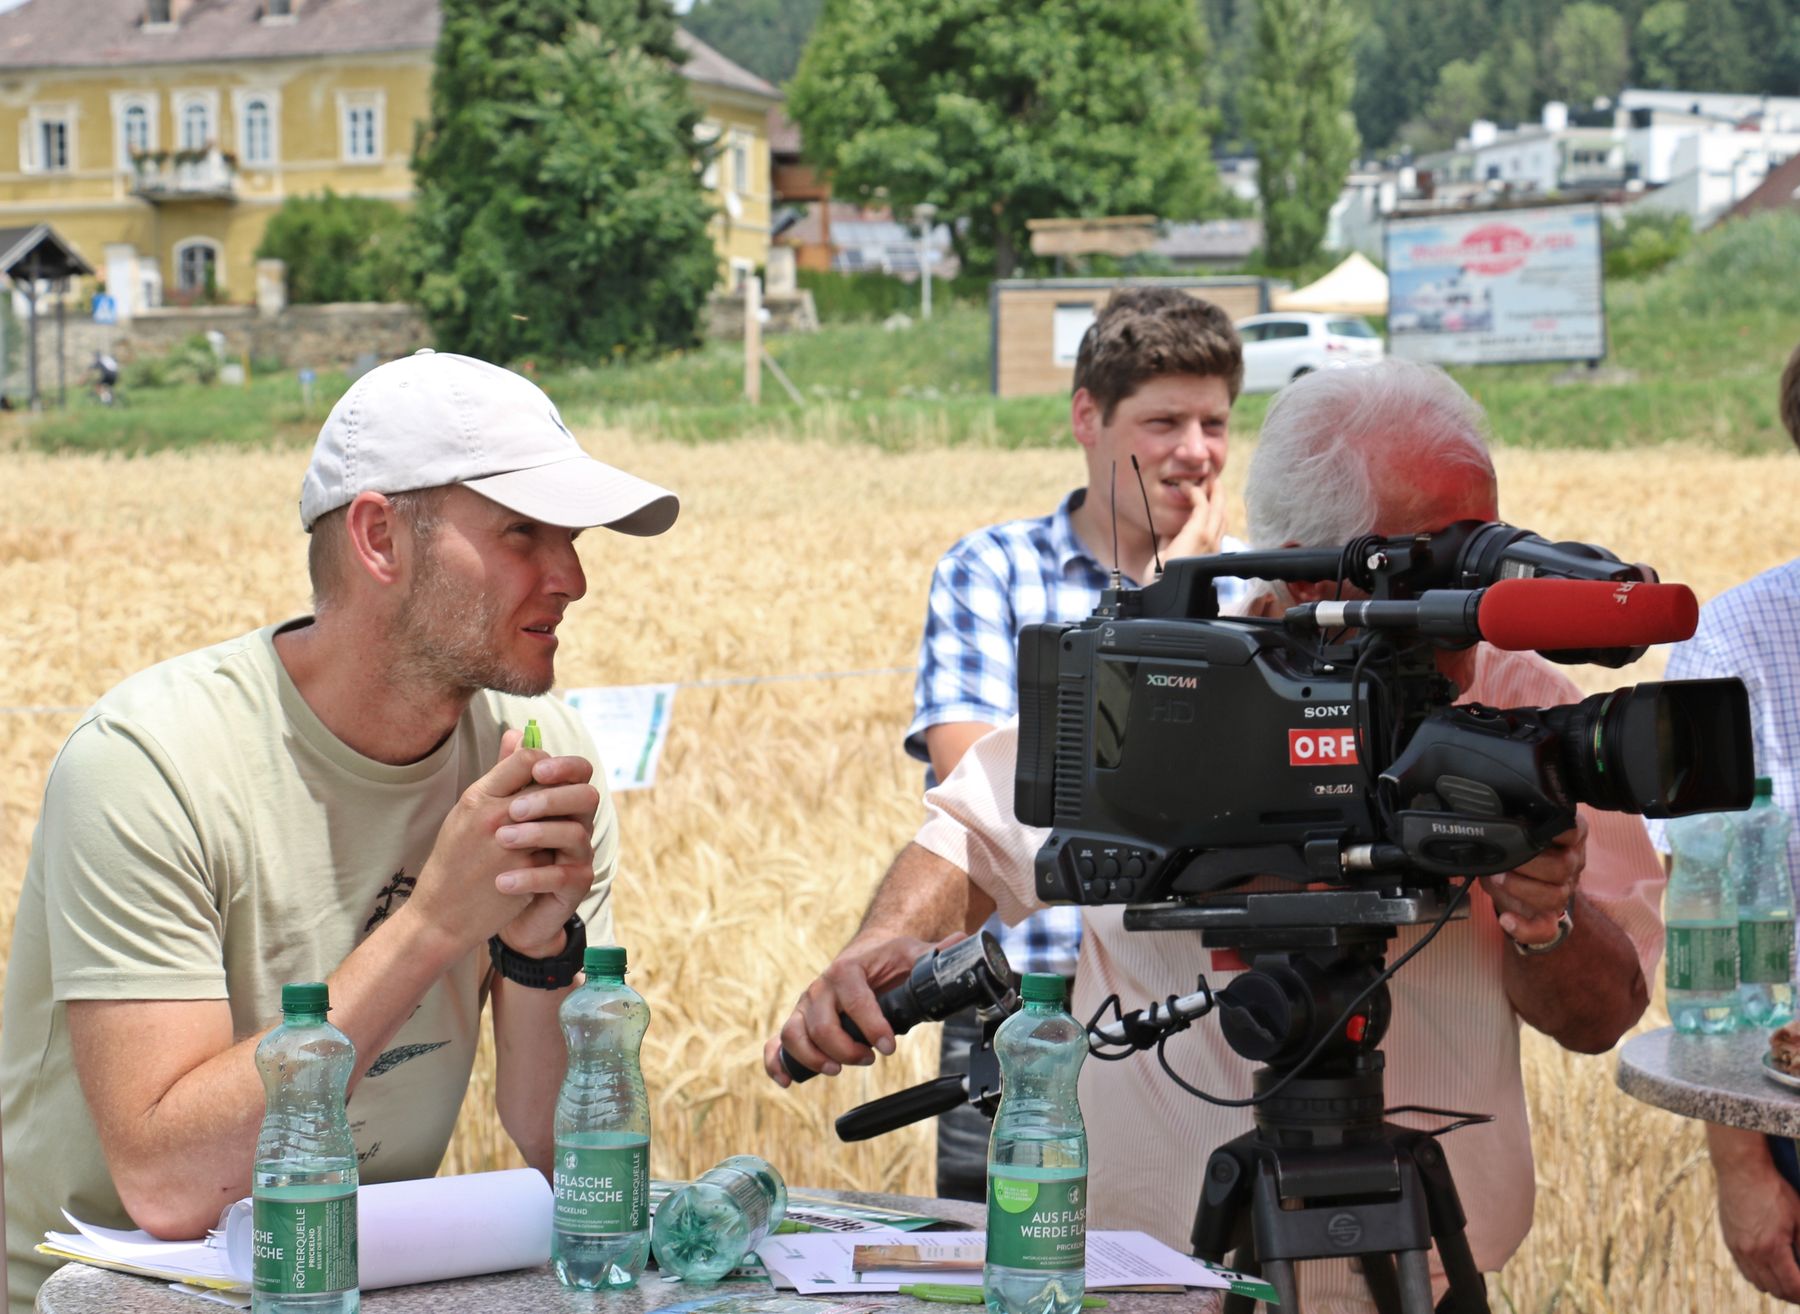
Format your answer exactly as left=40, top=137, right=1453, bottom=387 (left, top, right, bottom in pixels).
left=521, top=719, right=542, bottom=750
left=898, top=1286, right=1106, bottom=1308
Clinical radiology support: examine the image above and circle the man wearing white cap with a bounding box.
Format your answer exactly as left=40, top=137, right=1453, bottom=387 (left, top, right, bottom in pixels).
left=0, top=351, right=677, bottom=1312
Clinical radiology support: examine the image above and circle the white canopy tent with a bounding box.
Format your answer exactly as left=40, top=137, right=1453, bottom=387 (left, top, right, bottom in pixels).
left=1270, top=251, right=1388, bottom=317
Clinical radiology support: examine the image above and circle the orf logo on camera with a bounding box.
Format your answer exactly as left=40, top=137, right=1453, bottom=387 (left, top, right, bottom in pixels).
left=1289, top=728, right=1358, bottom=766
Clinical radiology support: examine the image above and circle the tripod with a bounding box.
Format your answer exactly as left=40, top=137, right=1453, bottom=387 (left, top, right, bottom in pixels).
left=1125, top=890, right=1490, bottom=1314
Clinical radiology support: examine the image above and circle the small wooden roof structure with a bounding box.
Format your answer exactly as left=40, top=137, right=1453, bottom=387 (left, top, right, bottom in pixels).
left=0, top=224, right=95, bottom=410
left=0, top=224, right=92, bottom=283
left=1271, top=251, right=1389, bottom=317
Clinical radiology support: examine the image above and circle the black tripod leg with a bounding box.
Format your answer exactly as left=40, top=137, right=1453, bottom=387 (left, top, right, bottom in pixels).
left=1361, top=1253, right=1405, bottom=1314
left=1263, top=1258, right=1302, bottom=1314
left=1394, top=1245, right=1436, bottom=1314
left=1192, top=1140, right=1256, bottom=1262
left=1192, top=1140, right=1263, bottom=1314
left=1406, top=1135, right=1487, bottom=1314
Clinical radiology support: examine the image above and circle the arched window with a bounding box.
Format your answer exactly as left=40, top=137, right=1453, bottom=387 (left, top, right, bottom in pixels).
left=175, top=239, right=219, bottom=295
left=181, top=100, right=210, bottom=151
left=242, top=98, right=272, bottom=165
left=123, top=103, right=150, bottom=157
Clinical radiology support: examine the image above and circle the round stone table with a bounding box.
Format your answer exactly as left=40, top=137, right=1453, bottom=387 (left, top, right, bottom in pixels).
left=35, top=1188, right=1222, bottom=1314
left=1616, top=1025, right=1800, bottom=1135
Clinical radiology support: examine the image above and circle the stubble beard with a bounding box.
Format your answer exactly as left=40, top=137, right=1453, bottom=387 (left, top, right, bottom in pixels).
left=388, top=547, right=553, bottom=699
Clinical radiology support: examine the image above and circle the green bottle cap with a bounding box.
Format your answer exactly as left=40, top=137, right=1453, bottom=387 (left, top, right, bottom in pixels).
left=1756, top=776, right=1774, bottom=798
left=1020, top=972, right=1066, bottom=1004
left=586, top=945, right=626, bottom=976
left=282, top=981, right=329, bottom=1014
left=522, top=719, right=543, bottom=750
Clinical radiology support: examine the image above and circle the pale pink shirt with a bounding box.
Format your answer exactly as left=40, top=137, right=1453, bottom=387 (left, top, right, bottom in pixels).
left=915, top=645, right=1665, bottom=1313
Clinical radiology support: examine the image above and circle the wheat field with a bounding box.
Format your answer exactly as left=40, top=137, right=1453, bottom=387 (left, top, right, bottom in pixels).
left=1, top=425, right=1796, bottom=1312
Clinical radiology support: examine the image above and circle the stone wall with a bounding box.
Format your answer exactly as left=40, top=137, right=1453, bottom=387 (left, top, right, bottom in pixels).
left=3, top=302, right=429, bottom=400
left=3, top=292, right=811, bottom=401
left=705, top=289, right=820, bottom=339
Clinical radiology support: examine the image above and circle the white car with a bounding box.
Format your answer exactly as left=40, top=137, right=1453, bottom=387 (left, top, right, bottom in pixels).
left=1235, top=313, right=1385, bottom=393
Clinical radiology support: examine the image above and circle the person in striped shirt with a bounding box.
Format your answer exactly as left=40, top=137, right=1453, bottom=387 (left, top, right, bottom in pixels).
left=769, top=359, right=1664, bottom=1313
left=905, top=288, right=1250, bottom=1201
left=1665, top=341, right=1800, bottom=1306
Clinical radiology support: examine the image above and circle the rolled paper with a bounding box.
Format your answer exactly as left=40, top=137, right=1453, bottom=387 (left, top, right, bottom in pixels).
left=227, top=1169, right=551, bottom=1289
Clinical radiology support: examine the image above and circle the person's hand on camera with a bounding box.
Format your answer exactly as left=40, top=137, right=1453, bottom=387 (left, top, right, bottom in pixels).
left=763, top=934, right=953, bottom=1086
left=1482, top=814, right=1588, bottom=947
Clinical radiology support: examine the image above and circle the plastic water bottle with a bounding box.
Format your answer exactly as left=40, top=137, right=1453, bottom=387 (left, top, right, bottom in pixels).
left=1737, top=778, right=1796, bottom=1027
left=253, top=982, right=359, bottom=1314
left=650, top=1155, right=787, bottom=1282
left=553, top=945, right=652, bottom=1289
left=985, top=972, right=1087, bottom=1314
left=1666, top=813, right=1741, bottom=1034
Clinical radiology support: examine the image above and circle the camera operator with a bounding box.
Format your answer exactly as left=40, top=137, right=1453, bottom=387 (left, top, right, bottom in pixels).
left=907, top=287, right=1249, bottom=1201
left=767, top=359, right=1665, bottom=1312
left=1651, top=341, right=1800, bottom=1305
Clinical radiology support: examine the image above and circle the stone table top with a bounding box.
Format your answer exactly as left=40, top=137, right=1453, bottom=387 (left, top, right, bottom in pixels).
left=36, top=1188, right=1223, bottom=1314
left=1617, top=1025, right=1800, bottom=1136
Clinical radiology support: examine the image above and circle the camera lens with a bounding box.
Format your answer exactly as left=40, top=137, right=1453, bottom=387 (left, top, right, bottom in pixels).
left=1543, top=680, right=1753, bottom=818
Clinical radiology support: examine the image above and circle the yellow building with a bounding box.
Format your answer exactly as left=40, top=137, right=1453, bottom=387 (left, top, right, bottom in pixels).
left=0, top=0, right=779, bottom=311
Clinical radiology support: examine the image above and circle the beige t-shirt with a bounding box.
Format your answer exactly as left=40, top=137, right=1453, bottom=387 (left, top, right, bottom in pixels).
left=915, top=646, right=1665, bottom=1314
left=1, top=620, right=617, bottom=1312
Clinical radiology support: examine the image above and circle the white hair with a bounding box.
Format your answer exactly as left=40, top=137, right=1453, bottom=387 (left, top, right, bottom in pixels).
left=1245, top=359, right=1495, bottom=552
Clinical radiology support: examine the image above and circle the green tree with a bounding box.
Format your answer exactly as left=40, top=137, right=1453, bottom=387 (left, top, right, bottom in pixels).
left=1403, top=58, right=1487, bottom=153
left=409, top=0, right=719, bottom=363
left=683, top=0, right=821, bottom=85
left=1634, top=0, right=1755, bottom=89
left=1545, top=3, right=1628, bottom=107
left=1634, top=0, right=1688, bottom=86
left=1679, top=0, right=1755, bottom=89
left=787, top=0, right=1223, bottom=278
left=1478, top=35, right=1538, bottom=125
left=1244, top=0, right=1361, bottom=268
left=255, top=191, right=415, bottom=304
left=1349, top=0, right=1496, bottom=151
left=1200, top=0, right=1260, bottom=152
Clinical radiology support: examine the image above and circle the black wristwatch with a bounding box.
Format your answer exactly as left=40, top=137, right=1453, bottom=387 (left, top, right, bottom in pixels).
left=488, top=913, right=587, bottom=989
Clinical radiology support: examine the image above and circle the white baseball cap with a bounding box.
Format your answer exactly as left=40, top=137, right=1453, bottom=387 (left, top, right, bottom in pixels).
left=299, top=349, right=678, bottom=535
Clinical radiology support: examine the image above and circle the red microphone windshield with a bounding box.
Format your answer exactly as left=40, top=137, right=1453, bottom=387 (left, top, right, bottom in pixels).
left=1477, top=578, right=1699, bottom=652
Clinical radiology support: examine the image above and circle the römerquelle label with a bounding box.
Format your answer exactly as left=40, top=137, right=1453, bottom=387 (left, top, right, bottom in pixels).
left=1741, top=918, right=1794, bottom=985
left=253, top=1190, right=358, bottom=1295
left=986, top=1173, right=1086, bottom=1272
left=1667, top=924, right=1738, bottom=991
left=555, top=1139, right=650, bottom=1234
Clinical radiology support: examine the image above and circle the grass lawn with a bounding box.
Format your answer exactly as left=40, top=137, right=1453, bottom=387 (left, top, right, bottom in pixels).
left=9, top=213, right=1799, bottom=458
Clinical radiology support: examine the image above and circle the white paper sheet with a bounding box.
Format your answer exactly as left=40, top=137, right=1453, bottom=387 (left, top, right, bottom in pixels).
left=43, top=1219, right=238, bottom=1289
left=223, top=1169, right=551, bottom=1290
left=564, top=684, right=677, bottom=791
left=757, top=1229, right=1231, bottom=1296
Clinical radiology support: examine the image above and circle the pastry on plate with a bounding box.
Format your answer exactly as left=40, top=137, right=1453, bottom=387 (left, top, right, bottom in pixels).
left=1771, top=1020, right=1800, bottom=1076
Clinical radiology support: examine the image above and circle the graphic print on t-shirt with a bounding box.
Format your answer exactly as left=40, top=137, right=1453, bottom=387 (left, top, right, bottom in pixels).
left=362, top=869, right=418, bottom=934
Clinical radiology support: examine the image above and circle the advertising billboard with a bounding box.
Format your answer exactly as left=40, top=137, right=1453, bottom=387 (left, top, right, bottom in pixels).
left=1384, top=205, right=1605, bottom=366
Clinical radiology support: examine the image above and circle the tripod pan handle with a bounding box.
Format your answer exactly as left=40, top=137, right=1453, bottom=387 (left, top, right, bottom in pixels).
left=835, top=1074, right=969, bottom=1142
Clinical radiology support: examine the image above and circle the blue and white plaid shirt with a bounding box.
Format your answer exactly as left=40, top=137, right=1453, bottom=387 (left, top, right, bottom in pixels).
left=906, top=489, right=1249, bottom=977
left=1644, top=558, right=1800, bottom=888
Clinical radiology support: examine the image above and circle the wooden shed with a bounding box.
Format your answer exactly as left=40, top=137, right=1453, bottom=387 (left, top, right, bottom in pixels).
left=989, top=276, right=1276, bottom=398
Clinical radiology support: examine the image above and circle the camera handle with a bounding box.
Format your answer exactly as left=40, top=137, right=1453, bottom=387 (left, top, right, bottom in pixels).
left=835, top=1005, right=1007, bottom=1142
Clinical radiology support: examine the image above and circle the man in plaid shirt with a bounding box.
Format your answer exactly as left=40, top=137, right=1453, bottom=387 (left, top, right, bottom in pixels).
left=903, top=287, right=1251, bottom=1198
left=1662, top=342, right=1800, bottom=1305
